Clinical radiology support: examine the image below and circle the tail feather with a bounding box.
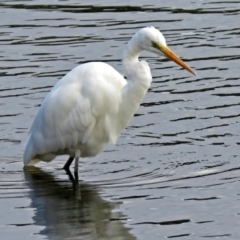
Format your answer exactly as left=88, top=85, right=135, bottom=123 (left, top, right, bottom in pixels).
left=25, top=158, right=41, bottom=166
left=23, top=135, right=36, bottom=165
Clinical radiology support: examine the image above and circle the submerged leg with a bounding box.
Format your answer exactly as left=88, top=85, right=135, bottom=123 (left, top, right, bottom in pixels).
left=74, top=150, right=81, bottom=200
left=63, top=156, right=74, bottom=171
left=74, top=150, right=81, bottom=174
left=64, top=167, right=81, bottom=200
left=64, top=168, right=75, bottom=182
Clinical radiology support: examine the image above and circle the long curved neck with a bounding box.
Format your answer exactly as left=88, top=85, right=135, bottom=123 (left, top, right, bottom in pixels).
left=123, top=37, right=141, bottom=68
left=115, top=36, right=152, bottom=136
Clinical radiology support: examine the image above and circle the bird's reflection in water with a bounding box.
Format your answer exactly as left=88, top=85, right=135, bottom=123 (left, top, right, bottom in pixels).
left=24, top=167, right=136, bottom=240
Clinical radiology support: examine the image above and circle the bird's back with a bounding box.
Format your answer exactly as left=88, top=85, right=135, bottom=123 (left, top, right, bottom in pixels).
left=24, top=62, right=126, bottom=165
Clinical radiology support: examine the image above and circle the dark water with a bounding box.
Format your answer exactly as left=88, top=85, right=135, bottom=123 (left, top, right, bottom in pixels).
left=1, top=0, right=240, bottom=239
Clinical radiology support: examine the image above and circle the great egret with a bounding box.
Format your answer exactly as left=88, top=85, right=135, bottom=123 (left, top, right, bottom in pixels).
left=23, top=26, right=195, bottom=173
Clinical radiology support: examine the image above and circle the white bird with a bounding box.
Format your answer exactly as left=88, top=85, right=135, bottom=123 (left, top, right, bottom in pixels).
left=23, top=26, right=195, bottom=173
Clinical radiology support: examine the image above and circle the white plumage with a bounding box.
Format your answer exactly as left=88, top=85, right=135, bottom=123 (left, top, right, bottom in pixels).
left=24, top=27, right=195, bottom=172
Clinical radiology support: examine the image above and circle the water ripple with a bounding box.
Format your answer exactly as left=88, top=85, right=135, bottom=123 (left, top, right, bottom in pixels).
left=1, top=0, right=240, bottom=239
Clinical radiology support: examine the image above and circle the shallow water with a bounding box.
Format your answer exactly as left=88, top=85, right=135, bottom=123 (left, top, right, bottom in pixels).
left=1, top=0, right=240, bottom=239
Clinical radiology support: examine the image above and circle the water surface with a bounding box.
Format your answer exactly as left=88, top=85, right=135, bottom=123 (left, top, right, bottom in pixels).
left=1, top=0, right=240, bottom=239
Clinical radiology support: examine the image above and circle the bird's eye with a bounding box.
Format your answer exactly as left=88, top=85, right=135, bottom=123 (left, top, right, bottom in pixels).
left=151, top=41, right=158, bottom=48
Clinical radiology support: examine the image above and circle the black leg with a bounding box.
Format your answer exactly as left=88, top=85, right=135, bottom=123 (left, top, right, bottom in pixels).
left=64, top=168, right=75, bottom=182
left=64, top=166, right=80, bottom=199
left=74, top=171, right=80, bottom=199
left=74, top=171, right=79, bottom=181
left=63, top=156, right=74, bottom=171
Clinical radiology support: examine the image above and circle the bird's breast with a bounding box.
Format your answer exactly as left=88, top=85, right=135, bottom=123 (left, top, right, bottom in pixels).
left=79, top=127, right=109, bottom=158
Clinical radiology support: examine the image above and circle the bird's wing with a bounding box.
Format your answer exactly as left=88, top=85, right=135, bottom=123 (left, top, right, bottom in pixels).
left=24, top=63, right=126, bottom=164
left=24, top=62, right=126, bottom=164
left=27, top=82, right=97, bottom=157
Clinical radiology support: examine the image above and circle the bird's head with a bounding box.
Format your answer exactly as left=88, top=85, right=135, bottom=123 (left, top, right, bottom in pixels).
left=136, top=26, right=196, bottom=75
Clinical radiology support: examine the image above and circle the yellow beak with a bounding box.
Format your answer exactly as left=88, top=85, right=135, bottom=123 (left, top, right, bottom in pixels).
left=160, top=45, right=196, bottom=76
